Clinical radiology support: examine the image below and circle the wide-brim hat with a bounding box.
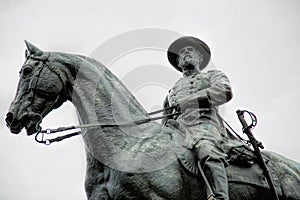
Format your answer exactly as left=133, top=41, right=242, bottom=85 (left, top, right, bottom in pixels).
left=167, top=36, right=211, bottom=72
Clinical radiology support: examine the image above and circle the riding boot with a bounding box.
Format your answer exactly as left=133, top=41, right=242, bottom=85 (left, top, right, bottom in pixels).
left=203, top=159, right=229, bottom=200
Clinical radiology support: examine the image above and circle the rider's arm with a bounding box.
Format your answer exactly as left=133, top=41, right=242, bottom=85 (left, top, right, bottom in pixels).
left=178, top=70, right=233, bottom=107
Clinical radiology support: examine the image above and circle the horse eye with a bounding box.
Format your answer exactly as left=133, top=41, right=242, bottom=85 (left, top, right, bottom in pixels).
left=22, top=67, right=33, bottom=76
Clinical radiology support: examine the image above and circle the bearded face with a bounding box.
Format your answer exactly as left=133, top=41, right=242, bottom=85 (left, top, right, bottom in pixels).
left=177, top=46, right=204, bottom=71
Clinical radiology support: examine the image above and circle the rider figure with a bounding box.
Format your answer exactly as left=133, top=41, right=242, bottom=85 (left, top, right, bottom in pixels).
left=164, top=36, right=232, bottom=200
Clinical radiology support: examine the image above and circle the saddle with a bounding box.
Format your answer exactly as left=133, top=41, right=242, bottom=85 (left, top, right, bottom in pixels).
left=176, top=145, right=283, bottom=196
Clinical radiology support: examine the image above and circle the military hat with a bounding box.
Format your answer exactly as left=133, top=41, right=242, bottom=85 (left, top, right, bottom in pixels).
left=167, top=36, right=211, bottom=72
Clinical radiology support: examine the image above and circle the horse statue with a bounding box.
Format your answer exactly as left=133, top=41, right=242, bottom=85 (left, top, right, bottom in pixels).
left=6, top=41, right=300, bottom=200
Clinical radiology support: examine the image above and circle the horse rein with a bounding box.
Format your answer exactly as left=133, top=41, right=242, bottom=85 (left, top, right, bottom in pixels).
left=35, top=107, right=180, bottom=145
left=22, top=55, right=180, bottom=145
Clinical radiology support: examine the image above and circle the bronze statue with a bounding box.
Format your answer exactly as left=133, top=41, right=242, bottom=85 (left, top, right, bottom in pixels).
left=5, top=41, right=300, bottom=199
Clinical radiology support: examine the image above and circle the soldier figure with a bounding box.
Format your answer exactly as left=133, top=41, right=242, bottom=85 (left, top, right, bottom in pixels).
left=164, top=36, right=232, bottom=200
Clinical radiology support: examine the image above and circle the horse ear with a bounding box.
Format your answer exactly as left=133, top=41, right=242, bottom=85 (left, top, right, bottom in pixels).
left=24, top=40, right=49, bottom=60
left=24, top=40, right=44, bottom=56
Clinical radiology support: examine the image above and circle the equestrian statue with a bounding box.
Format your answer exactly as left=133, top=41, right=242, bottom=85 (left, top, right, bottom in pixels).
left=5, top=39, right=300, bottom=200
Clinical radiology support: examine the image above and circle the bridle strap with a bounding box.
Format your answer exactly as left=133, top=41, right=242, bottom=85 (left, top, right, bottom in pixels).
left=25, top=56, right=67, bottom=116
left=19, top=56, right=69, bottom=136
left=44, top=62, right=67, bottom=95
left=27, top=63, right=44, bottom=90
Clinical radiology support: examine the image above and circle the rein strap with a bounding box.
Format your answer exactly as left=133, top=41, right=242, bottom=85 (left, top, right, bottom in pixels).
left=35, top=111, right=180, bottom=145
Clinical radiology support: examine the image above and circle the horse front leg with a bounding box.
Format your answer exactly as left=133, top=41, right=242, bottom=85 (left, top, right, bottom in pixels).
left=85, top=152, right=110, bottom=200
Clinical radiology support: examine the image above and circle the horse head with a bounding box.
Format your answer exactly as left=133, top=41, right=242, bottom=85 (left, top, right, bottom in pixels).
left=6, top=41, right=72, bottom=135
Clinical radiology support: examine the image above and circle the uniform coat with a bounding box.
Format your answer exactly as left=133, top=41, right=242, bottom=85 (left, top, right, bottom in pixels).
left=163, top=70, right=233, bottom=163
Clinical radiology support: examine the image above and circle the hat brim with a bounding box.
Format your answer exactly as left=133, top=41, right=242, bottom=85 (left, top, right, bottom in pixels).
left=167, top=36, right=211, bottom=72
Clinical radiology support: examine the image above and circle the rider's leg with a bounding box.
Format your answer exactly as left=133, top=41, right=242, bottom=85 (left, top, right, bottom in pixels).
left=203, top=157, right=229, bottom=200
left=178, top=121, right=229, bottom=199
left=195, top=139, right=229, bottom=200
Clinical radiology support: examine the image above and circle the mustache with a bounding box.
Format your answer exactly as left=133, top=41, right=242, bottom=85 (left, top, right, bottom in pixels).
left=179, top=61, right=197, bottom=69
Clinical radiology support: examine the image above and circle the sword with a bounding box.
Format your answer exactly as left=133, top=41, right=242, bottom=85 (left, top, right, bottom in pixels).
left=236, top=110, right=279, bottom=200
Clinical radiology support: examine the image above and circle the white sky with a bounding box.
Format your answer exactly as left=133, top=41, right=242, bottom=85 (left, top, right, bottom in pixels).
left=1, top=0, right=300, bottom=199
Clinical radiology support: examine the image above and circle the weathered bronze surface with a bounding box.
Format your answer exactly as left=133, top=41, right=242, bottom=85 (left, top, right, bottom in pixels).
left=5, top=41, right=300, bottom=200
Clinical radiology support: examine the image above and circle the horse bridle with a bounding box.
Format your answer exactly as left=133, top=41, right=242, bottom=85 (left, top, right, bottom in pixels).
left=23, top=54, right=67, bottom=132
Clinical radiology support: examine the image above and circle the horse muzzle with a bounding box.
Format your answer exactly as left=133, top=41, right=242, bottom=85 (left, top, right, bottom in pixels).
left=6, top=112, right=22, bottom=134
left=6, top=111, right=42, bottom=135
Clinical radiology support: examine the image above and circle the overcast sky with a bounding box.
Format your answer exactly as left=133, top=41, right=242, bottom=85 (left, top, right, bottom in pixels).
left=1, top=0, right=300, bottom=199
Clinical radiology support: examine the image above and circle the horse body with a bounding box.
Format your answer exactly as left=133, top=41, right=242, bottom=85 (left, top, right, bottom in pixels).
left=6, top=42, right=300, bottom=200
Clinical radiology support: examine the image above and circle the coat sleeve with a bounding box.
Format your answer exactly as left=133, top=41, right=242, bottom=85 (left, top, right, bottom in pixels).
left=178, top=70, right=233, bottom=107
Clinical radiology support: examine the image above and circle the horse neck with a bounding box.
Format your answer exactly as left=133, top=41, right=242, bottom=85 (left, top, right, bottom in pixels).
left=49, top=53, right=177, bottom=173
left=66, top=55, right=149, bottom=130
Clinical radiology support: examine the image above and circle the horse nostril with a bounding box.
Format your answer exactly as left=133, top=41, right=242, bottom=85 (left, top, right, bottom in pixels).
left=5, top=112, right=14, bottom=126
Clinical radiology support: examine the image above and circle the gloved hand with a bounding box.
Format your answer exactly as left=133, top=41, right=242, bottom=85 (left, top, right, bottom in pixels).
left=166, top=119, right=179, bottom=129
left=169, top=95, right=181, bottom=112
